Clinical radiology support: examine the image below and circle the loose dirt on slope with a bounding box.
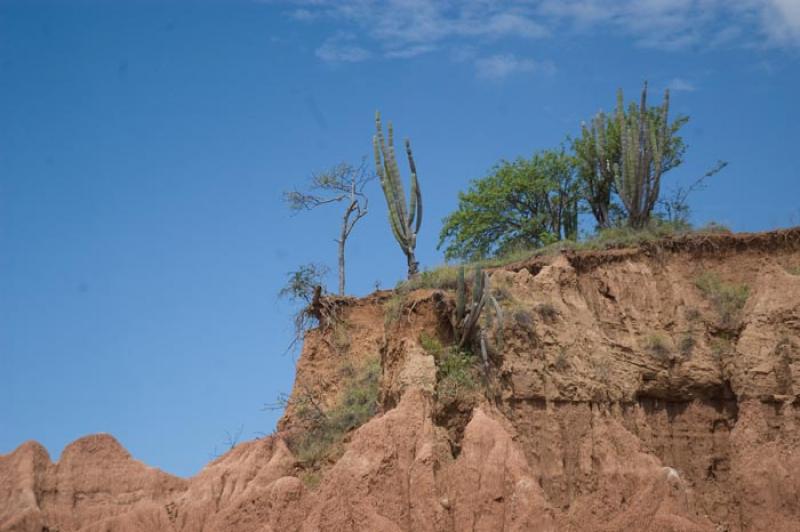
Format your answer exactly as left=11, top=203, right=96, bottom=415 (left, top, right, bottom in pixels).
left=3, top=227, right=800, bottom=531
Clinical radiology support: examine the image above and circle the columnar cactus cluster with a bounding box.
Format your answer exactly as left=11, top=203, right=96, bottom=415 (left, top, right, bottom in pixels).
left=613, top=81, right=670, bottom=229
left=373, top=111, right=423, bottom=278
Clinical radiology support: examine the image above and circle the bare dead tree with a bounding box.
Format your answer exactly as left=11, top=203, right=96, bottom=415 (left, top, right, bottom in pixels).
left=284, top=160, right=374, bottom=295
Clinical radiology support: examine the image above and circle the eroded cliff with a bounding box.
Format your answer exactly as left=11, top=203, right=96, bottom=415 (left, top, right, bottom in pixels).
left=3, top=228, right=800, bottom=531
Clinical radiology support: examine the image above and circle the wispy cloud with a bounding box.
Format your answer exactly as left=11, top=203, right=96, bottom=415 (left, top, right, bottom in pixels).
left=384, top=44, right=437, bottom=60
left=315, top=33, right=371, bottom=63
left=761, top=0, right=800, bottom=46
left=474, top=54, right=554, bottom=81
left=275, top=0, right=800, bottom=72
left=668, top=77, right=697, bottom=92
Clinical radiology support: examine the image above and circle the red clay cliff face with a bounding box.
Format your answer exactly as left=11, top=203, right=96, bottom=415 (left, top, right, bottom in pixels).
left=2, top=228, right=800, bottom=531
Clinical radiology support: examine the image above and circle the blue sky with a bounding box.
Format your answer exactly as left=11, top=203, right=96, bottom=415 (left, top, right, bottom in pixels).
left=1, top=0, right=798, bottom=477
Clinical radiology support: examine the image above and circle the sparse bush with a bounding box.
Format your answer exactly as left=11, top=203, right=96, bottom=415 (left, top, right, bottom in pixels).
left=290, top=357, right=380, bottom=467
left=694, top=272, right=749, bottom=328
left=513, top=308, right=535, bottom=330
left=419, top=332, right=445, bottom=358
left=684, top=307, right=701, bottom=323
left=383, top=291, right=407, bottom=325
left=279, top=263, right=329, bottom=304
left=436, top=349, right=478, bottom=403
left=300, top=470, right=321, bottom=489
left=646, top=333, right=671, bottom=360
left=696, top=221, right=732, bottom=234
left=399, top=266, right=461, bottom=291
left=785, top=265, right=800, bottom=276
left=678, top=335, right=695, bottom=358
left=554, top=349, right=570, bottom=371
left=535, top=302, right=559, bottom=322
left=331, top=320, right=351, bottom=354
left=711, top=337, right=734, bottom=361
left=594, top=359, right=610, bottom=383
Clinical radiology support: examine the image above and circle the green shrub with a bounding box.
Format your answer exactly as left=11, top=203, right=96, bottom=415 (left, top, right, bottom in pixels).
left=291, top=357, right=380, bottom=467
left=535, top=302, right=559, bottom=322
left=684, top=307, right=701, bottom=322
left=383, top=291, right=407, bottom=325
left=419, top=332, right=445, bottom=358
left=696, top=221, right=732, bottom=234
left=512, top=308, right=535, bottom=330
left=398, top=266, right=461, bottom=291
left=711, top=337, right=734, bottom=361
left=554, top=349, right=570, bottom=371
left=785, top=265, right=800, bottom=276
left=694, top=272, right=749, bottom=328
left=436, top=349, right=478, bottom=403
left=300, top=470, right=321, bottom=489
left=646, top=333, right=671, bottom=360
left=678, top=335, right=695, bottom=358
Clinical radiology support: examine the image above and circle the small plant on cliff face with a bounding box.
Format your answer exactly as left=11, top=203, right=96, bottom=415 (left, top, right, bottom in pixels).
left=694, top=272, right=749, bottom=328
left=535, top=302, right=559, bottom=322
left=678, top=335, right=695, bottom=359
left=289, top=357, right=381, bottom=467
left=784, top=265, right=800, bottom=276
left=436, top=349, right=478, bottom=403
left=399, top=266, right=461, bottom=291
left=279, top=263, right=331, bottom=352
left=684, top=307, right=702, bottom=323
left=383, top=291, right=407, bottom=325
left=419, top=332, right=445, bottom=358
left=645, top=333, right=671, bottom=360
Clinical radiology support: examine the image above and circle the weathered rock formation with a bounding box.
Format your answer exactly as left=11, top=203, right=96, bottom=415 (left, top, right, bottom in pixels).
left=3, top=228, right=800, bottom=531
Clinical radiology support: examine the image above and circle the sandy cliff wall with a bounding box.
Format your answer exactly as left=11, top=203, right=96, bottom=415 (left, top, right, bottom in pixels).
left=2, top=228, right=800, bottom=531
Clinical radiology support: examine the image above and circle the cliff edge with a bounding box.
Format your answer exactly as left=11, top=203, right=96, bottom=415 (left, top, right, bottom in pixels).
left=3, top=227, right=800, bottom=531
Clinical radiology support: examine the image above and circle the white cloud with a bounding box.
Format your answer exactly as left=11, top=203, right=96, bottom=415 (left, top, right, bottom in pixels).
left=384, top=44, right=437, bottom=59
left=315, top=33, right=371, bottom=63
left=668, top=78, right=697, bottom=92
left=474, top=54, right=554, bottom=81
left=274, top=0, right=800, bottom=70
left=761, top=0, right=800, bottom=46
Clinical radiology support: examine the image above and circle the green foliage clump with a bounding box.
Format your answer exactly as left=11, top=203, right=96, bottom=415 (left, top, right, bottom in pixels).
left=785, top=265, right=800, bottom=276
left=535, top=302, right=559, bottom=322
left=291, top=357, right=380, bottom=467
left=278, top=263, right=329, bottom=304
left=438, top=148, right=580, bottom=261
left=383, top=291, right=407, bottom=325
left=419, top=332, right=445, bottom=358
left=398, top=266, right=461, bottom=291
left=678, top=335, right=696, bottom=358
left=436, top=349, right=478, bottom=403
left=300, top=470, right=322, bottom=489
left=645, top=333, right=671, bottom=360
left=694, top=272, right=750, bottom=328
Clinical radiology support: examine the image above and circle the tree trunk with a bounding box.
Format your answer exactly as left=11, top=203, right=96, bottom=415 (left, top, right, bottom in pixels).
left=337, top=224, right=347, bottom=296
left=406, top=252, right=419, bottom=279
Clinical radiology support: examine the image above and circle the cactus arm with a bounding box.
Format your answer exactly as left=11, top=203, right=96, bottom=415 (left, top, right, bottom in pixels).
left=405, top=139, right=423, bottom=234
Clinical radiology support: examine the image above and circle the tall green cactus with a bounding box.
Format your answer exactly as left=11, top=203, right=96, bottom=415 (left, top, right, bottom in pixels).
left=373, top=111, right=423, bottom=278
left=613, top=81, right=670, bottom=229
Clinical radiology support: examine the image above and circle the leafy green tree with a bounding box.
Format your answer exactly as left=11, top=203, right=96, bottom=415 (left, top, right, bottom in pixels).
left=438, top=149, right=579, bottom=261
left=573, top=83, right=688, bottom=229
